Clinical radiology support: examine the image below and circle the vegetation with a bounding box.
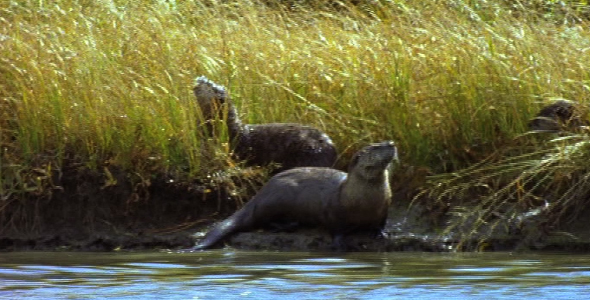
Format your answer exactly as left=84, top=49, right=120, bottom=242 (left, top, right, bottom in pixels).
left=2, top=0, right=590, bottom=242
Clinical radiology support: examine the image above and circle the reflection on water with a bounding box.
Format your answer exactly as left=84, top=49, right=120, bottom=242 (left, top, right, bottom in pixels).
left=1, top=251, right=590, bottom=299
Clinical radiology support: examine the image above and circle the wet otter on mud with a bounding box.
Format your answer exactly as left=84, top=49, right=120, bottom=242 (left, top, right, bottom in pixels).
left=193, top=76, right=337, bottom=172
left=191, top=141, right=398, bottom=251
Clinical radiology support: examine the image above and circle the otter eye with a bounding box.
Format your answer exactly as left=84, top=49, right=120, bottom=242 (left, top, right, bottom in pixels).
left=349, top=153, right=360, bottom=170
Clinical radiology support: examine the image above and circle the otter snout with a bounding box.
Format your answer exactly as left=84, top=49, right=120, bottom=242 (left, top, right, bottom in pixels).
left=368, top=140, right=398, bottom=166
left=348, top=140, right=399, bottom=173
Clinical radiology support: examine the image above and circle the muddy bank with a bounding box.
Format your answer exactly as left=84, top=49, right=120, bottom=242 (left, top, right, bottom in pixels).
left=0, top=163, right=236, bottom=251
left=192, top=197, right=590, bottom=253
left=2, top=163, right=590, bottom=252
left=5, top=199, right=590, bottom=252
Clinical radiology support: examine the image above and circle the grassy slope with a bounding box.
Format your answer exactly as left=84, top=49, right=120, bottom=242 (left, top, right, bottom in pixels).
left=2, top=0, right=590, bottom=235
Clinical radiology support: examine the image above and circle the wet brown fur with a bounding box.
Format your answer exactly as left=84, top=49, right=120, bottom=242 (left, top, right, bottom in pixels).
left=192, top=141, right=398, bottom=250
left=193, top=76, right=337, bottom=171
left=528, top=100, right=588, bottom=132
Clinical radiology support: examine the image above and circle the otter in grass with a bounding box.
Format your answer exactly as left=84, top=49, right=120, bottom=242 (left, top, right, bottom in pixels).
left=190, top=141, right=398, bottom=251
left=193, top=76, right=337, bottom=172
left=528, top=100, right=588, bottom=132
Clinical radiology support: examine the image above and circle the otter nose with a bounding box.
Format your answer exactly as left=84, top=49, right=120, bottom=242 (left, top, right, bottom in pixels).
left=383, top=140, right=399, bottom=161
left=378, top=140, right=395, bottom=148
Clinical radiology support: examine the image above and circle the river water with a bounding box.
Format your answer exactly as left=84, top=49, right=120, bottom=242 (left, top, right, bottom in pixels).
left=1, top=251, right=589, bottom=299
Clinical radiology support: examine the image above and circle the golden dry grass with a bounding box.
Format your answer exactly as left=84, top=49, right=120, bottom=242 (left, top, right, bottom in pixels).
left=2, top=0, right=590, bottom=216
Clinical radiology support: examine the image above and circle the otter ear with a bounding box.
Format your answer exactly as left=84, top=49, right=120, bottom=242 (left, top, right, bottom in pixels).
left=348, top=152, right=361, bottom=172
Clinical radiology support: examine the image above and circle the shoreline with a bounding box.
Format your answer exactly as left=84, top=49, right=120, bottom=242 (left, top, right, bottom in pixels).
left=2, top=171, right=589, bottom=253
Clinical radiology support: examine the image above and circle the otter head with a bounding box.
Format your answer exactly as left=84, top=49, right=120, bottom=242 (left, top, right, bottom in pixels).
left=193, top=76, right=229, bottom=120
left=348, top=141, right=398, bottom=182
left=528, top=100, right=587, bottom=133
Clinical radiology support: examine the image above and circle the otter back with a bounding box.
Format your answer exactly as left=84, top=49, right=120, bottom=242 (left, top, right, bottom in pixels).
left=193, top=76, right=337, bottom=172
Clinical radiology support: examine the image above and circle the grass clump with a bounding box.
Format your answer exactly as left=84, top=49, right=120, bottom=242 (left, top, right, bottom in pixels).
left=2, top=0, right=590, bottom=236
left=417, top=131, right=590, bottom=249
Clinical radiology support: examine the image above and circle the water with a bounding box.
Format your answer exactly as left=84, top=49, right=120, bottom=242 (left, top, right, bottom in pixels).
left=1, top=251, right=589, bottom=299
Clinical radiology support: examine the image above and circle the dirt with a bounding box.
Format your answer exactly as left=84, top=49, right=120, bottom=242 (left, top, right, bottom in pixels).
left=3, top=165, right=590, bottom=252
left=0, top=164, right=234, bottom=251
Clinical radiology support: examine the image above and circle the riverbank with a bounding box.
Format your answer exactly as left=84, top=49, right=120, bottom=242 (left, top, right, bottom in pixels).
left=3, top=1, right=590, bottom=252
left=2, top=162, right=590, bottom=252
left=4, top=195, right=590, bottom=252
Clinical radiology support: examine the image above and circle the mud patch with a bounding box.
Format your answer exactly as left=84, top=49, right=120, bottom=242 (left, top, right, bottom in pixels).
left=0, top=163, right=239, bottom=252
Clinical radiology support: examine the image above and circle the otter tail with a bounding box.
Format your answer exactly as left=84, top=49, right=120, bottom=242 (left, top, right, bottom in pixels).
left=192, top=207, right=253, bottom=250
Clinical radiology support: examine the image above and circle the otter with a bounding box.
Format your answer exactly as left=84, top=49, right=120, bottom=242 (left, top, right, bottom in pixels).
left=191, top=140, right=398, bottom=251
left=193, top=76, right=337, bottom=172
left=528, top=100, right=588, bottom=132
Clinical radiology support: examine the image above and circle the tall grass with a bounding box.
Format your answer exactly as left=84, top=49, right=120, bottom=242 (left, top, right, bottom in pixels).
left=2, top=1, right=590, bottom=205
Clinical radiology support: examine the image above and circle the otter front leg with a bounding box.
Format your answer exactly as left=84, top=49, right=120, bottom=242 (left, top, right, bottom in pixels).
left=374, top=215, right=389, bottom=239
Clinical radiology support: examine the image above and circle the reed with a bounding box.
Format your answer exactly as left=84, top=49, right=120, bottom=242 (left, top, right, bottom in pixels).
left=416, top=132, right=590, bottom=249
left=2, top=0, right=590, bottom=218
